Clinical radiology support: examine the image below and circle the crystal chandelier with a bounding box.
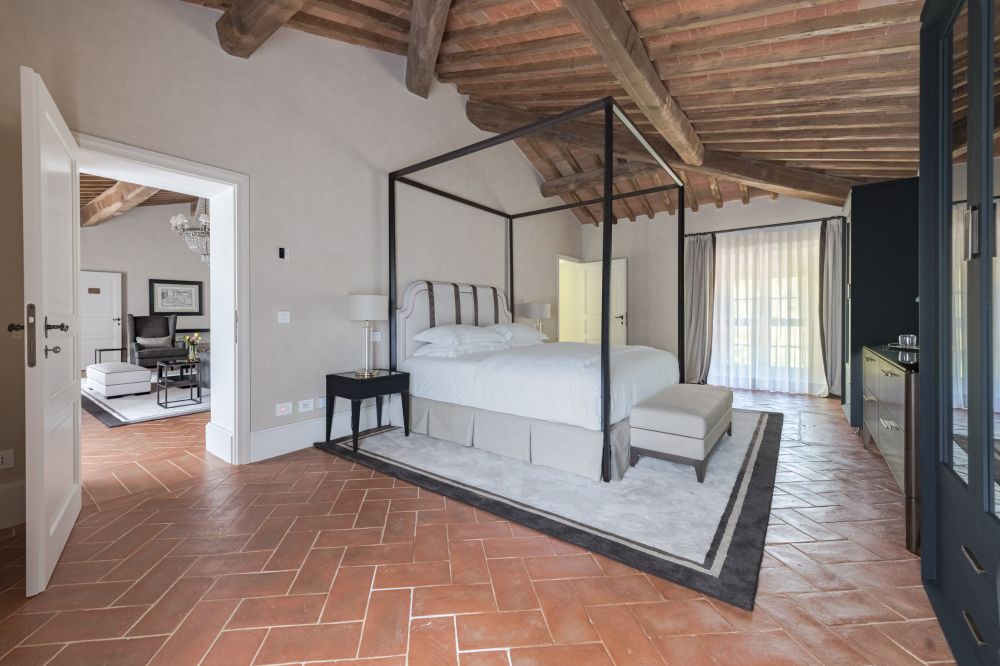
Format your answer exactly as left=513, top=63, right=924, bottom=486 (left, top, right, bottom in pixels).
left=170, top=198, right=211, bottom=266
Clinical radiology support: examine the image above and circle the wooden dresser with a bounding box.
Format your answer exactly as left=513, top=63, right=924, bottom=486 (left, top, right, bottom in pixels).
left=860, top=345, right=919, bottom=553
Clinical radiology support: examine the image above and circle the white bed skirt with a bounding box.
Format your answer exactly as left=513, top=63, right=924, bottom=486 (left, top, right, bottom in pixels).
left=407, top=397, right=630, bottom=481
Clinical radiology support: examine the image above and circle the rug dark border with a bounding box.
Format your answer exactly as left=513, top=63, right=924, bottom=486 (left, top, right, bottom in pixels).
left=315, top=411, right=783, bottom=610
left=81, top=394, right=124, bottom=428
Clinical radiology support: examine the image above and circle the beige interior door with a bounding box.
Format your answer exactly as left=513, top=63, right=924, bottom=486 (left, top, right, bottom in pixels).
left=582, top=258, right=627, bottom=345
left=21, top=65, right=82, bottom=596
left=79, top=271, right=122, bottom=370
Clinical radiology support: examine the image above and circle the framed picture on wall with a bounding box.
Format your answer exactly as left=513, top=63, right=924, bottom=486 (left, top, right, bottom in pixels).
left=148, top=279, right=203, bottom=316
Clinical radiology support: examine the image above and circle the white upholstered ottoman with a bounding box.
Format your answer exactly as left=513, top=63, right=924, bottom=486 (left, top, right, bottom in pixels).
left=86, top=362, right=152, bottom=398
left=629, top=384, right=734, bottom=482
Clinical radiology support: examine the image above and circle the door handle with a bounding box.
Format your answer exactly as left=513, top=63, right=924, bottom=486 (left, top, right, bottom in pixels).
left=615, top=314, right=625, bottom=322
left=962, top=610, right=987, bottom=647
left=44, top=317, right=69, bottom=336
left=6, top=323, right=23, bottom=333
left=44, top=345, right=61, bottom=358
left=112, top=317, right=122, bottom=324
left=962, top=205, right=980, bottom=261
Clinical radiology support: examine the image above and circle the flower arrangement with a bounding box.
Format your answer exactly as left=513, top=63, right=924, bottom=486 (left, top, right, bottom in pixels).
left=183, top=333, right=202, bottom=361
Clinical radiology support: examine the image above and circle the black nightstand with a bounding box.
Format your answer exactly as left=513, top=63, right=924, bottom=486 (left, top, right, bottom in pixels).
left=325, top=369, right=410, bottom=450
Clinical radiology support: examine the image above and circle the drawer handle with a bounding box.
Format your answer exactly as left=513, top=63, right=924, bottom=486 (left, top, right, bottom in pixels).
left=962, top=610, right=987, bottom=647
left=961, top=545, right=985, bottom=574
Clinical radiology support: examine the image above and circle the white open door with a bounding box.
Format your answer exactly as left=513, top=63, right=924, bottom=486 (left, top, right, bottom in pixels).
left=21, top=66, right=82, bottom=596
left=79, top=271, right=122, bottom=370
left=582, top=258, right=627, bottom=345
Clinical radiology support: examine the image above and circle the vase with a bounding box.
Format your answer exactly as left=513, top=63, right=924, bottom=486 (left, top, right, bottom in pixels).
left=187, top=346, right=198, bottom=362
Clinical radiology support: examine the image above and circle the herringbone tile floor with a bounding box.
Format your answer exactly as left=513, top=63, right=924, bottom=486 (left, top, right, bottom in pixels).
left=0, top=392, right=954, bottom=665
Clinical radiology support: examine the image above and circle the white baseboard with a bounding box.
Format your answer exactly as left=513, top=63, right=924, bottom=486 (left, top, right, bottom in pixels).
left=205, top=422, right=234, bottom=464
left=0, top=480, right=25, bottom=529
left=249, top=403, right=390, bottom=463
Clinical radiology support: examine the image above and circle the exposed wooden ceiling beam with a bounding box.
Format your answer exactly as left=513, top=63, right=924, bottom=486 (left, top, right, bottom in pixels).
left=740, top=184, right=750, bottom=205
left=540, top=160, right=657, bottom=198
left=467, top=101, right=855, bottom=205
left=708, top=177, right=723, bottom=209
left=215, top=0, right=309, bottom=58
left=406, top=0, right=453, bottom=97
left=81, top=182, right=160, bottom=228
left=562, top=0, right=705, bottom=165
left=678, top=170, right=698, bottom=212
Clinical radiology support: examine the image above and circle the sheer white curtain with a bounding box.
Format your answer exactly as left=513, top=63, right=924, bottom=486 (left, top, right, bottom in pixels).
left=708, top=222, right=828, bottom=396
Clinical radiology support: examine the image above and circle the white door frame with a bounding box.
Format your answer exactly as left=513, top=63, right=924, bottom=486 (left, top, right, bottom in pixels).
left=75, top=134, right=251, bottom=465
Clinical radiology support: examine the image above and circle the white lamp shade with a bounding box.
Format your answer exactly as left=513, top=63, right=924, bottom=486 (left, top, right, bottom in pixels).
left=522, top=303, right=551, bottom=320
left=347, top=294, right=388, bottom=321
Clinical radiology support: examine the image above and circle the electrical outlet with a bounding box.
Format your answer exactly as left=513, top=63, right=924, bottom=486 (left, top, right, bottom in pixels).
left=0, top=449, right=12, bottom=470
left=277, top=311, right=291, bottom=324
left=276, top=402, right=293, bottom=416
left=298, top=399, right=314, bottom=413
left=316, top=396, right=326, bottom=409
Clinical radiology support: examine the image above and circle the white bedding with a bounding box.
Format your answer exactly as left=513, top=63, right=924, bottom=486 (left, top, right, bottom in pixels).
left=401, top=342, right=679, bottom=430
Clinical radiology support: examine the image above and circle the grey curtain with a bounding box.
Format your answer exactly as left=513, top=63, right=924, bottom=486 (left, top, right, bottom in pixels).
left=684, top=234, right=715, bottom=383
left=819, top=218, right=844, bottom=396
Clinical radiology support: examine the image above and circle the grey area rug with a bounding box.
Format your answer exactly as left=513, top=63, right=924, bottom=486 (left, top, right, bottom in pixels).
left=316, top=408, right=782, bottom=609
left=81, top=379, right=210, bottom=427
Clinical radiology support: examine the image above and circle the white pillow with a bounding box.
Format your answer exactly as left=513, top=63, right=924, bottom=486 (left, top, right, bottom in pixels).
left=486, top=323, right=548, bottom=342
left=412, top=341, right=510, bottom=358
left=414, top=324, right=504, bottom=346
left=508, top=338, right=545, bottom=347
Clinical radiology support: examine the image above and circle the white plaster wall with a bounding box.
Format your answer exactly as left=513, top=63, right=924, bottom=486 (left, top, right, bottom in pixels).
left=581, top=197, right=843, bottom=354
left=80, top=203, right=211, bottom=333
left=0, top=0, right=580, bottom=496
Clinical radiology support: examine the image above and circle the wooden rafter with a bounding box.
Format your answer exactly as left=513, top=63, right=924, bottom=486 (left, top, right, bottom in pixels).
left=678, top=170, right=698, bottom=213
left=81, top=181, right=160, bottom=228
left=708, top=178, right=723, bottom=209
left=406, top=0, right=453, bottom=98
left=466, top=101, right=855, bottom=205
left=562, top=0, right=705, bottom=165
left=215, top=0, right=309, bottom=58
left=740, top=184, right=751, bottom=205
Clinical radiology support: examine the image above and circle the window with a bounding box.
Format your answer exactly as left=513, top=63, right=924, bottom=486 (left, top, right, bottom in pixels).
left=708, top=223, right=827, bottom=396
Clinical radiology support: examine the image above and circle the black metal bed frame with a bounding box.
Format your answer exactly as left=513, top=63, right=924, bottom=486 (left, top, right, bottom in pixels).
left=387, top=97, right=684, bottom=482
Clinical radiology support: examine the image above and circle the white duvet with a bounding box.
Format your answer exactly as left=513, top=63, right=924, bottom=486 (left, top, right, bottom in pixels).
left=402, top=342, right=679, bottom=430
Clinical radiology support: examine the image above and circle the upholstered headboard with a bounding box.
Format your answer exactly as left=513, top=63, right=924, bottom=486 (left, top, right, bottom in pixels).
left=396, top=281, right=512, bottom=363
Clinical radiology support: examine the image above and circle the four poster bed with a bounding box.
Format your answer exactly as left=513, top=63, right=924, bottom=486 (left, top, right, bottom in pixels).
left=387, top=98, right=687, bottom=482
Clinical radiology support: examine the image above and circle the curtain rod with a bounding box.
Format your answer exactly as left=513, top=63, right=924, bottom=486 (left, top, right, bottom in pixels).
left=684, top=214, right=846, bottom=237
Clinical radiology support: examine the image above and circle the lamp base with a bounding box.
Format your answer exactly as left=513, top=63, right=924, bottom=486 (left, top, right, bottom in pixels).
left=354, top=369, right=378, bottom=378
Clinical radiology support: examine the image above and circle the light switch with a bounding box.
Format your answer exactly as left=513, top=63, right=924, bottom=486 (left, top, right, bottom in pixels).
left=276, top=402, right=292, bottom=416
left=277, top=311, right=290, bottom=324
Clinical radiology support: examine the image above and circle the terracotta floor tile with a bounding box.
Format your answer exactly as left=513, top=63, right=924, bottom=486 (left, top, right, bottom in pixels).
left=413, top=583, right=497, bottom=616
left=359, top=589, right=411, bottom=657
left=3, top=395, right=954, bottom=665
left=322, top=565, right=375, bottom=622
left=789, top=589, right=904, bottom=625
left=413, top=524, right=450, bottom=562
left=509, top=643, right=613, bottom=665
left=0, top=644, right=63, bottom=665
left=46, top=635, right=166, bottom=666
left=630, top=599, right=734, bottom=637
left=255, top=621, right=363, bottom=664
left=374, top=560, right=451, bottom=588
left=26, top=605, right=148, bottom=644
left=202, top=628, right=268, bottom=666
left=586, top=604, right=665, bottom=665
left=204, top=570, right=295, bottom=600
left=488, top=558, right=539, bottom=611
left=227, top=593, right=326, bottom=629
left=128, top=575, right=214, bottom=635
left=289, top=546, right=344, bottom=594
left=698, top=629, right=823, bottom=666
left=456, top=610, right=552, bottom=650
left=409, top=616, right=458, bottom=666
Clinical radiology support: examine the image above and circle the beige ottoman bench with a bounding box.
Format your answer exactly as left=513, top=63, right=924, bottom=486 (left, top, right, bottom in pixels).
left=629, top=384, right=734, bottom=482
left=86, top=362, right=152, bottom=398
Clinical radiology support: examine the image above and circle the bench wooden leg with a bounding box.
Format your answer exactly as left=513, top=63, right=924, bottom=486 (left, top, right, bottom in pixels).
left=727, top=422, right=732, bottom=436
left=629, top=448, right=641, bottom=467
left=695, top=460, right=707, bottom=483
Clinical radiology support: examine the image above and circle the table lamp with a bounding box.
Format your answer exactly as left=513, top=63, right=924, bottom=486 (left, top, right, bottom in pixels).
left=521, top=302, right=551, bottom=333
left=347, top=294, right=388, bottom=377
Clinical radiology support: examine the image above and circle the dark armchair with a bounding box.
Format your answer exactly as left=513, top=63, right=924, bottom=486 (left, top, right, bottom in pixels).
left=127, top=314, right=186, bottom=368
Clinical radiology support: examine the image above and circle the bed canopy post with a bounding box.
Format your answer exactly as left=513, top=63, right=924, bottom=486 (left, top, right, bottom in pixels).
left=600, top=100, right=614, bottom=483
left=677, top=187, right=686, bottom=384
left=507, top=216, right=514, bottom=310
left=389, top=174, right=398, bottom=371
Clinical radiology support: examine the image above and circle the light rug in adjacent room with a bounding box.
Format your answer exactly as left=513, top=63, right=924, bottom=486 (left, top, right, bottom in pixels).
left=81, top=378, right=210, bottom=426
left=316, top=408, right=782, bottom=609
